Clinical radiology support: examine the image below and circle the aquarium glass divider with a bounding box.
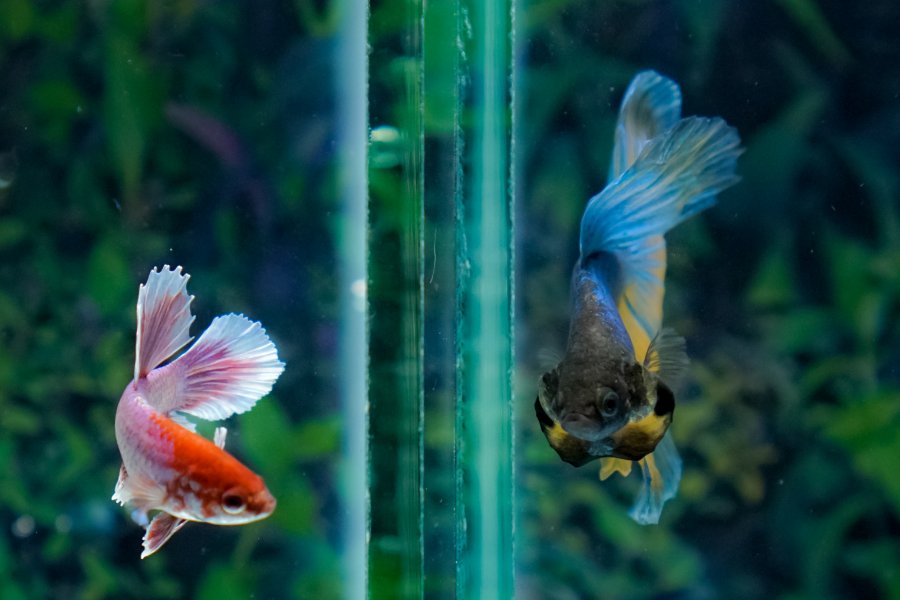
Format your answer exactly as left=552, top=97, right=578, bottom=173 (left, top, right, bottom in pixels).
left=457, top=0, right=515, bottom=596
left=337, top=0, right=370, bottom=596
left=368, top=0, right=514, bottom=596
left=367, top=0, right=426, bottom=596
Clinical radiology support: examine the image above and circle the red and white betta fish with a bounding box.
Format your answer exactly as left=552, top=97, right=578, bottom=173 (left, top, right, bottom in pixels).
left=113, top=265, right=285, bottom=558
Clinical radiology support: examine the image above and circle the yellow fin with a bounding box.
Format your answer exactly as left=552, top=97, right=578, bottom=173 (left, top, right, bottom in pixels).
left=616, top=236, right=666, bottom=362
left=599, top=457, right=633, bottom=480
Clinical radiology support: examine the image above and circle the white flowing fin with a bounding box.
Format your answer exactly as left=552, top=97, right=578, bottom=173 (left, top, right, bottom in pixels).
left=609, top=70, right=682, bottom=181
left=149, top=314, right=285, bottom=421
left=645, top=328, right=689, bottom=388
left=141, top=512, right=188, bottom=559
left=628, top=432, right=683, bottom=525
left=135, top=265, right=195, bottom=380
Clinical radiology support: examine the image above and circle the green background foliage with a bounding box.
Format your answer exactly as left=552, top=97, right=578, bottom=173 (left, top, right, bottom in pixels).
left=0, top=1, right=345, bottom=598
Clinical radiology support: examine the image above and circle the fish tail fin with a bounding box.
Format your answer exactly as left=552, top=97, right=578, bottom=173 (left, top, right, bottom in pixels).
left=141, top=513, right=188, bottom=559
left=581, top=115, right=741, bottom=259
left=135, top=265, right=195, bottom=380
left=609, top=70, right=682, bottom=180
left=581, top=116, right=741, bottom=357
left=153, top=314, right=285, bottom=421
left=628, top=432, right=683, bottom=525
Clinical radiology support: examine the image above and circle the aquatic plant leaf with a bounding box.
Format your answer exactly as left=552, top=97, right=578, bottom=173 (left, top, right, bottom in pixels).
left=823, top=391, right=900, bottom=514
left=197, top=563, right=253, bottom=600
left=87, top=236, right=132, bottom=318
left=747, top=244, right=798, bottom=309
left=238, top=398, right=294, bottom=475
left=775, top=0, right=851, bottom=67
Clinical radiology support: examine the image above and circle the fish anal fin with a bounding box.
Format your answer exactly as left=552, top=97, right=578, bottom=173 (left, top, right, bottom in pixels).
left=141, top=513, right=188, bottom=559
left=165, top=314, right=285, bottom=421
left=628, top=432, right=683, bottom=525
left=135, top=265, right=195, bottom=380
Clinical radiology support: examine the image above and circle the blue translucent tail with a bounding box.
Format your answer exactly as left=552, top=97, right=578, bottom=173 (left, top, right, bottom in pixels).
left=609, top=71, right=681, bottom=181
left=628, top=432, right=683, bottom=525
left=581, top=116, right=741, bottom=259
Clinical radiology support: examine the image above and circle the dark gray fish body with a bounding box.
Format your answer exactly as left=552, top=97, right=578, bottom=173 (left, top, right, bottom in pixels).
left=533, top=70, right=742, bottom=524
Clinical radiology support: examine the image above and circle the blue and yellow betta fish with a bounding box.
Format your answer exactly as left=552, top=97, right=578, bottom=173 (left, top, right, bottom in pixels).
left=534, top=71, right=742, bottom=524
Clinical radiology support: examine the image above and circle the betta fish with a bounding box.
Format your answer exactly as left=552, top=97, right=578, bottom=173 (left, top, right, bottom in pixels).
left=113, top=265, right=285, bottom=558
left=534, top=71, right=741, bottom=524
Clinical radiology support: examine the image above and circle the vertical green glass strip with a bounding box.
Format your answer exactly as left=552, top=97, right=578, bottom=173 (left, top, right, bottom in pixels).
left=337, top=0, right=368, bottom=596
left=459, top=0, right=515, bottom=597
left=368, top=0, right=425, bottom=597
left=422, top=0, right=462, bottom=598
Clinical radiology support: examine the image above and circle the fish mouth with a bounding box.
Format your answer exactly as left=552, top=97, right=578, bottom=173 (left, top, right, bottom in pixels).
left=534, top=397, right=595, bottom=467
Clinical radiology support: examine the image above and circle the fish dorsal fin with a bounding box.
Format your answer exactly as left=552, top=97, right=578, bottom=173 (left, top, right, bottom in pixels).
left=609, top=70, right=682, bottom=181
left=644, top=328, right=689, bottom=388
left=147, top=314, right=285, bottom=420
left=628, top=432, right=683, bottom=525
left=141, top=513, right=188, bottom=559
left=135, top=265, right=195, bottom=380
left=213, top=426, right=227, bottom=449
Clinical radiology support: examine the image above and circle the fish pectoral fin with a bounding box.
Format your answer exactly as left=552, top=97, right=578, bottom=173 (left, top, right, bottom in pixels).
left=644, top=327, right=689, bottom=387
left=141, top=513, right=189, bottom=559
left=135, top=265, right=195, bottom=380
left=159, top=314, right=284, bottom=421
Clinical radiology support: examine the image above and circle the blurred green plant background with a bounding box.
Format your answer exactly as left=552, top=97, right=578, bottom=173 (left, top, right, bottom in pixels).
left=2, top=0, right=900, bottom=598
left=0, top=1, right=346, bottom=598
left=516, top=1, right=900, bottom=599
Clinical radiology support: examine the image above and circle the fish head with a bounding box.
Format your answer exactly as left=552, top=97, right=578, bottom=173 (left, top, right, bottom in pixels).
left=183, top=460, right=276, bottom=525
left=194, top=469, right=277, bottom=526
left=536, top=358, right=674, bottom=464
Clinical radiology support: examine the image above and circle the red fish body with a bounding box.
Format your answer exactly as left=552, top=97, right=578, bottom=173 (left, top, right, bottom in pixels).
left=113, top=265, right=284, bottom=558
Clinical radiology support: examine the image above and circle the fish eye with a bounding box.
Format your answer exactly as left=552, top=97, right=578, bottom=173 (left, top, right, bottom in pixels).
left=599, top=389, right=619, bottom=418
left=222, top=491, right=246, bottom=515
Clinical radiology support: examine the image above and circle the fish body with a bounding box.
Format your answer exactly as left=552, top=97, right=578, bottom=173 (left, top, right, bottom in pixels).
left=113, top=265, right=285, bottom=557
left=535, top=71, right=741, bottom=524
